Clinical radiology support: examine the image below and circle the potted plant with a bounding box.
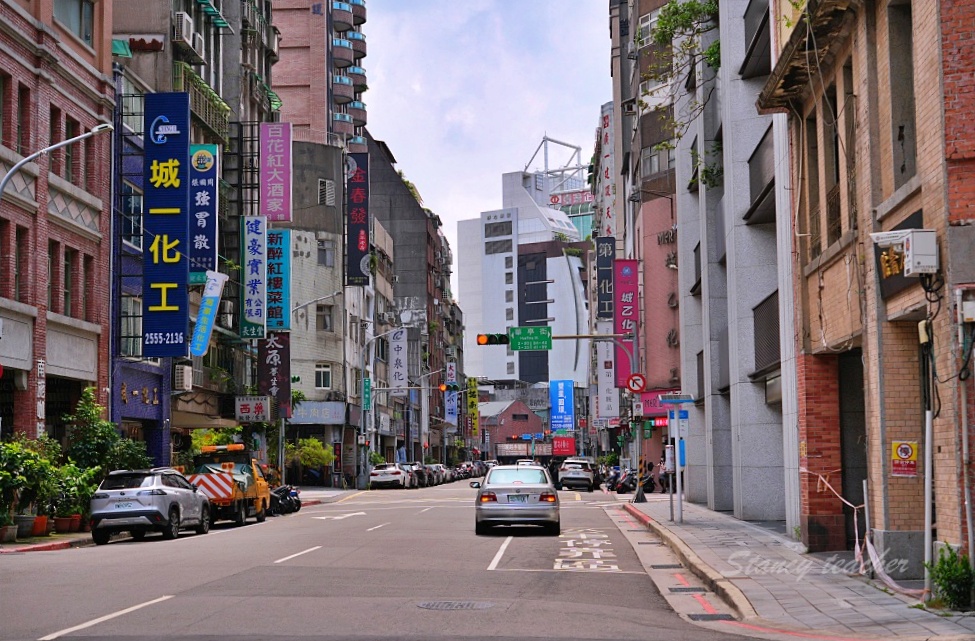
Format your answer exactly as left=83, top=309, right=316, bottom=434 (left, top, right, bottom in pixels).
left=51, top=463, right=99, bottom=532
left=0, top=510, right=14, bottom=543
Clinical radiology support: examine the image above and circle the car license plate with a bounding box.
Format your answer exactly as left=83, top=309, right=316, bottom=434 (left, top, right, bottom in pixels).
left=508, top=494, right=527, bottom=503
left=114, top=501, right=134, bottom=510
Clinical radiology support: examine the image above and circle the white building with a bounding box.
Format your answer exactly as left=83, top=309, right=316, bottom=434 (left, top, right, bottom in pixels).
left=459, top=171, right=589, bottom=387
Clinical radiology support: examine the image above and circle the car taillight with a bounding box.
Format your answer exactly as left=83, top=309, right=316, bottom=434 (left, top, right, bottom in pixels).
left=370, top=471, right=379, bottom=476
left=540, top=492, right=557, bottom=503
left=138, top=489, right=166, bottom=496
left=479, top=492, right=497, bottom=503
left=559, top=467, right=568, bottom=472
left=390, top=471, right=401, bottom=475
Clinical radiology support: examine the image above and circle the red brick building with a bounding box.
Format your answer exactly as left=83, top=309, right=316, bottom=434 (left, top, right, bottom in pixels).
left=478, top=400, right=543, bottom=459
left=0, top=0, right=115, bottom=441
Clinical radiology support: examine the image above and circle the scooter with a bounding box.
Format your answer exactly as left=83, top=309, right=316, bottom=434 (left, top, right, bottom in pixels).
left=270, top=485, right=301, bottom=515
left=616, top=468, right=637, bottom=494
left=639, top=465, right=656, bottom=494
left=604, top=468, right=622, bottom=492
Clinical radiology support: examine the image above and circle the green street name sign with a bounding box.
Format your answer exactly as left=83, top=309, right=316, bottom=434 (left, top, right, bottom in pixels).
left=363, top=378, right=371, bottom=407
left=508, top=326, right=553, bottom=351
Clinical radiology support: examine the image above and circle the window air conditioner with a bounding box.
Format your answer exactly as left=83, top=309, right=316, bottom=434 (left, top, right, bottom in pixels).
left=173, top=12, right=193, bottom=47
left=192, top=31, right=206, bottom=60
left=174, top=364, right=193, bottom=392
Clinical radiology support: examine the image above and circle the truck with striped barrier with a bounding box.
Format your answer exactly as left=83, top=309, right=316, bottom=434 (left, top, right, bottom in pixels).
left=184, top=444, right=271, bottom=525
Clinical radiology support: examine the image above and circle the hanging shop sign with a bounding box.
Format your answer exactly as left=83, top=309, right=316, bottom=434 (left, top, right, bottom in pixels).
left=240, top=216, right=267, bottom=338
left=266, top=229, right=291, bottom=330
left=259, top=332, right=291, bottom=418
left=346, top=152, right=370, bottom=285
left=259, top=122, right=292, bottom=222
left=189, top=144, right=219, bottom=284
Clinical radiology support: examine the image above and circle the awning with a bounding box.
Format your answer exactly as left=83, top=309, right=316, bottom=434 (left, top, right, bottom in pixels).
left=111, top=39, right=132, bottom=58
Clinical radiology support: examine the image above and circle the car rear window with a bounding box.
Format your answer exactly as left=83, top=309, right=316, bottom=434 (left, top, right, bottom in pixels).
left=100, top=474, right=153, bottom=489
left=487, top=469, right=549, bottom=485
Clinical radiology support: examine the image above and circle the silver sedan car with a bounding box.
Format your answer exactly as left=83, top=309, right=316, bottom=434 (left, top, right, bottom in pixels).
left=470, top=464, right=560, bottom=535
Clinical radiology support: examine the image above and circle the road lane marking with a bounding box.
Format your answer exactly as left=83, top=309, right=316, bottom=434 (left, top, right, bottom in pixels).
left=274, top=546, right=321, bottom=563
left=420, top=507, right=434, bottom=513
left=366, top=523, right=389, bottom=531
left=487, top=536, right=513, bottom=571
left=312, top=511, right=366, bottom=521
left=38, top=595, right=174, bottom=640
left=335, top=492, right=365, bottom=503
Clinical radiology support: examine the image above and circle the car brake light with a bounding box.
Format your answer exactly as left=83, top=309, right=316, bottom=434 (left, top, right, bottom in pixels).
left=370, top=471, right=379, bottom=476
left=540, top=492, right=557, bottom=503
left=390, top=470, right=401, bottom=475
left=559, top=467, right=568, bottom=472
left=138, top=489, right=167, bottom=496
left=479, top=492, right=497, bottom=503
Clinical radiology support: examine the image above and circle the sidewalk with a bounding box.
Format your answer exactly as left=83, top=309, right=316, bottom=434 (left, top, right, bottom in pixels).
left=622, top=494, right=975, bottom=640
left=0, top=487, right=356, bottom=555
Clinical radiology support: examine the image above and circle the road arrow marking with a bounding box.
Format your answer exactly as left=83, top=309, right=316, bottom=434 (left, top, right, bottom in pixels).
left=313, top=512, right=366, bottom=521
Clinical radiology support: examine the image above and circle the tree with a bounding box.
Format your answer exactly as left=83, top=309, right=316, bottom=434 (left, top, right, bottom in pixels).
left=639, top=0, right=720, bottom=145
left=65, top=387, right=150, bottom=480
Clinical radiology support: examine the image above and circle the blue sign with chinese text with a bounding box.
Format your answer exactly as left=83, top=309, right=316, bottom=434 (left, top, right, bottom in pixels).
left=550, top=379, right=575, bottom=432
left=189, top=144, right=219, bottom=284
left=143, top=92, right=190, bottom=357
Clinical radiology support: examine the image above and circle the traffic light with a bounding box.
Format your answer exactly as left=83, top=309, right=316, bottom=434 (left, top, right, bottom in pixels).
left=439, top=383, right=461, bottom=392
left=476, top=333, right=509, bottom=346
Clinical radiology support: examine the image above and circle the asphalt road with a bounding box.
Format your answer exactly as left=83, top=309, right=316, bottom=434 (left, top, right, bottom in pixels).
left=0, top=483, right=761, bottom=641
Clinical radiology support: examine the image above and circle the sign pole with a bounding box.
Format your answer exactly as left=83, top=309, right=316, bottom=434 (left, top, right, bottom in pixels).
left=675, top=404, right=683, bottom=523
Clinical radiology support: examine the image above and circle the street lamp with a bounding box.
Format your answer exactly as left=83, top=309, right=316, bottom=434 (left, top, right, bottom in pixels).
left=0, top=123, right=114, bottom=200
left=292, top=289, right=343, bottom=319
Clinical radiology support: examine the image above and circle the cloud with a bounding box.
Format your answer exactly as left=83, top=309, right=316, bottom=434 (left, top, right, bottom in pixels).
left=365, top=0, right=610, bottom=288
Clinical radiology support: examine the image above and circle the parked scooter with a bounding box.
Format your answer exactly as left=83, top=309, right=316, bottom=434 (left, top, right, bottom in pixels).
left=270, top=485, right=301, bottom=515
left=604, top=467, right=622, bottom=492
left=639, top=465, right=657, bottom=494
left=616, top=468, right=637, bottom=494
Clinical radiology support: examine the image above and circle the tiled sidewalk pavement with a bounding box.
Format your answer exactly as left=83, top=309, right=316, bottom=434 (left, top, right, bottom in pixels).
left=623, top=496, right=975, bottom=640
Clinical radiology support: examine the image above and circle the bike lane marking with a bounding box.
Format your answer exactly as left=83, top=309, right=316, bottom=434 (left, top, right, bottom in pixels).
left=38, top=595, right=174, bottom=640
left=554, top=527, right=620, bottom=572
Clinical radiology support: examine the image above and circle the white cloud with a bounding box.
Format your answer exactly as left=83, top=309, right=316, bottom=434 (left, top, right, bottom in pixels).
left=365, top=0, right=610, bottom=290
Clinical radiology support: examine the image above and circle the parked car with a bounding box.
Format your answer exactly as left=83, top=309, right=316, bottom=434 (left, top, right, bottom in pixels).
left=369, top=462, right=409, bottom=489
left=397, top=463, right=419, bottom=488
left=470, top=464, right=560, bottom=536
left=408, top=462, right=430, bottom=487
left=558, top=458, right=595, bottom=492
left=430, top=463, right=450, bottom=483
left=90, top=468, right=211, bottom=545
left=425, top=464, right=443, bottom=485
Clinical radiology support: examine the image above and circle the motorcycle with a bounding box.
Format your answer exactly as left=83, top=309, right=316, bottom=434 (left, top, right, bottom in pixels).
left=639, top=465, right=656, bottom=494
left=604, top=468, right=622, bottom=492
left=616, top=468, right=637, bottom=494
left=270, top=485, right=301, bottom=515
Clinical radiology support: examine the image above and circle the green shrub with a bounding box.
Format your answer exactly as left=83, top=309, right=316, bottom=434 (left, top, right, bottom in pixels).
left=368, top=451, right=385, bottom=466
left=926, top=543, right=974, bottom=610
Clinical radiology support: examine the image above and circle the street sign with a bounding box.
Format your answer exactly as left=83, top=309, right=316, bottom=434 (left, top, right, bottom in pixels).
left=626, top=374, right=647, bottom=393
left=659, top=392, right=694, bottom=404
left=508, top=326, right=553, bottom=351
left=363, top=378, right=371, bottom=407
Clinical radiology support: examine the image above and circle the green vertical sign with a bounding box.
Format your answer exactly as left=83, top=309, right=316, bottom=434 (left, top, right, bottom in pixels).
left=363, top=377, right=371, bottom=408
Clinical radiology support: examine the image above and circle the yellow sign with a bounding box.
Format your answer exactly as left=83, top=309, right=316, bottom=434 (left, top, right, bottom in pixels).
left=891, top=441, right=918, bottom=477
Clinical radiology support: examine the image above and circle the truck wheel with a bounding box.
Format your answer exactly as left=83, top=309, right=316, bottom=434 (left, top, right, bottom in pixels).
left=256, top=501, right=267, bottom=523
left=234, top=501, right=246, bottom=526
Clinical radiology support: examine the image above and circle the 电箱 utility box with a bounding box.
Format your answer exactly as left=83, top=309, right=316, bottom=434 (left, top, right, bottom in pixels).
left=903, top=229, right=938, bottom=276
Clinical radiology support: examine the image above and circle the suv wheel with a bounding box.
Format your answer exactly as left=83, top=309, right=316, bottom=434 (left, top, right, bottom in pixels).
left=195, top=506, right=210, bottom=535
left=162, top=507, right=180, bottom=540
left=131, top=530, right=146, bottom=541
left=92, top=528, right=111, bottom=545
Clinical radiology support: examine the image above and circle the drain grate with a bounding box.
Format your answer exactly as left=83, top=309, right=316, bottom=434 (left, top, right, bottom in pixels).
left=669, top=587, right=707, bottom=593
left=417, top=601, right=495, bottom=611
left=651, top=563, right=683, bottom=569
left=688, top=613, right=735, bottom=621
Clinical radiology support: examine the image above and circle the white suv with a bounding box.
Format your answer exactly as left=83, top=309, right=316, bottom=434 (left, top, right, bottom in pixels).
left=558, top=459, right=595, bottom=492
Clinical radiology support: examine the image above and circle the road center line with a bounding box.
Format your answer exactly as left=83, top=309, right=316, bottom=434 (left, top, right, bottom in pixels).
left=367, top=522, right=389, bottom=531
left=487, top=536, right=513, bottom=571
left=274, top=546, right=321, bottom=563
left=38, top=595, right=174, bottom=640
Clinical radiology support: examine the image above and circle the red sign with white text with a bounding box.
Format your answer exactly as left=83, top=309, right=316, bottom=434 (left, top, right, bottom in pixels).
left=552, top=436, right=576, bottom=457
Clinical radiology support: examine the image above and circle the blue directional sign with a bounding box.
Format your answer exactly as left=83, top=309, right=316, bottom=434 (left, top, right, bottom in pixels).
left=535, top=433, right=544, bottom=440
left=521, top=433, right=532, bottom=440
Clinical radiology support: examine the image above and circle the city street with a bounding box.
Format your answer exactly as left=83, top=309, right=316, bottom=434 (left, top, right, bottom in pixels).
left=0, top=485, right=757, bottom=641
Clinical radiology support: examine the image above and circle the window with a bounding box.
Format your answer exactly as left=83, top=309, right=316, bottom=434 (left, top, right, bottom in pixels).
left=83, top=255, right=93, bottom=321
left=376, top=337, right=388, bottom=362
left=318, top=178, right=335, bottom=206
left=505, top=290, right=513, bottom=303
left=317, top=239, right=335, bottom=266
left=316, top=304, right=333, bottom=331
left=14, top=226, right=27, bottom=301
left=315, top=363, right=332, bottom=389
left=120, top=182, right=143, bottom=250
left=63, top=248, right=75, bottom=316
left=888, top=2, right=916, bottom=188
left=120, top=75, right=144, bottom=133
left=505, top=256, right=513, bottom=269
left=54, top=0, right=94, bottom=47
left=47, top=241, right=57, bottom=311
left=505, top=272, right=513, bottom=285
left=120, top=296, right=143, bottom=357
left=48, top=107, right=61, bottom=175
left=0, top=74, right=5, bottom=147
left=638, top=10, right=659, bottom=47
left=506, top=361, right=515, bottom=375
left=17, top=85, right=29, bottom=155
left=484, top=221, right=512, bottom=237
left=64, top=118, right=78, bottom=184
left=505, top=308, right=514, bottom=321
left=641, top=146, right=670, bottom=177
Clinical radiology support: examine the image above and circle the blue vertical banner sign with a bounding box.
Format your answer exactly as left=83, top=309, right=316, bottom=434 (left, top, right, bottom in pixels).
left=142, top=92, right=191, bottom=357
left=346, top=152, right=370, bottom=285
left=190, top=270, right=229, bottom=357
left=240, top=216, right=267, bottom=338
left=266, top=229, right=291, bottom=330
left=550, top=379, right=575, bottom=433
left=188, top=144, right=219, bottom=285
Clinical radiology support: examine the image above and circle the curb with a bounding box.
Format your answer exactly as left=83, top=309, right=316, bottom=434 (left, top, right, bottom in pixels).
left=623, top=502, right=759, bottom=620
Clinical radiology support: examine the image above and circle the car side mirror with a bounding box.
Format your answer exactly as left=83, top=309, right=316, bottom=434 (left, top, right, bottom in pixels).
left=192, top=484, right=198, bottom=491
left=469, top=481, right=481, bottom=489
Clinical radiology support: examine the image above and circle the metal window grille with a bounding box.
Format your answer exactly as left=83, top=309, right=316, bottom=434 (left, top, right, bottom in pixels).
left=753, top=291, right=780, bottom=372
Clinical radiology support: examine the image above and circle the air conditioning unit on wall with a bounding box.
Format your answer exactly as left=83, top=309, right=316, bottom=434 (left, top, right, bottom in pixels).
left=174, top=364, right=193, bottom=392
left=173, top=12, right=193, bottom=47
left=192, top=31, right=206, bottom=60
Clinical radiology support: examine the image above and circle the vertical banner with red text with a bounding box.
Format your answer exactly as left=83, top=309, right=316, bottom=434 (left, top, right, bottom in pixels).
left=614, top=259, right=638, bottom=387
left=346, top=152, right=370, bottom=285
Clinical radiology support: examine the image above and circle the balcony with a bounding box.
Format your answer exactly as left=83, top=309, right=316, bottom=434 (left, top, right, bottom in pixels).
left=333, top=75, right=354, bottom=103
left=347, top=66, right=367, bottom=91
left=739, top=0, right=771, bottom=79
left=332, top=112, right=354, bottom=136
left=332, top=1, right=354, bottom=31
left=348, top=135, right=368, bottom=153
left=172, top=61, right=231, bottom=142
left=332, top=38, right=354, bottom=67
left=347, top=30, right=367, bottom=59
left=350, top=0, right=366, bottom=25
left=347, top=100, right=367, bottom=126
left=743, top=125, right=775, bottom=225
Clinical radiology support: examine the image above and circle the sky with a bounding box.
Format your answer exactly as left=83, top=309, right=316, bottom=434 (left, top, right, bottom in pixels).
left=365, top=0, right=613, bottom=293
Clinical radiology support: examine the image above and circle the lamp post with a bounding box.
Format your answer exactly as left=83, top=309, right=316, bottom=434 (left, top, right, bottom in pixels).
left=284, top=289, right=343, bottom=484
left=0, top=123, right=114, bottom=200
